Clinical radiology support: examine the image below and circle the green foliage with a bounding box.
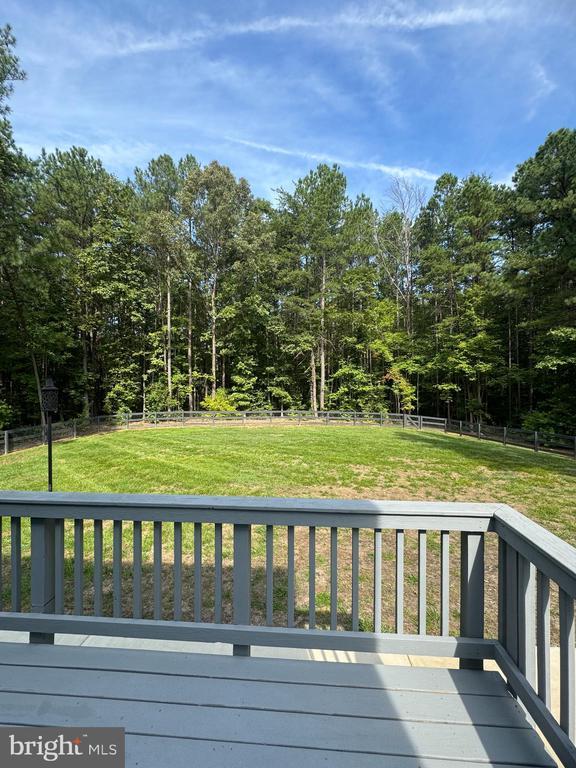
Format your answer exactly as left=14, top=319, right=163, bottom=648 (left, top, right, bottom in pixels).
left=0, top=399, right=13, bottom=429
left=0, top=33, right=574, bottom=438
left=200, top=389, right=236, bottom=411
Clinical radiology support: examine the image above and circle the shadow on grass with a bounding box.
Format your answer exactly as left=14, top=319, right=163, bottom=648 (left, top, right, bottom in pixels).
left=394, top=429, right=576, bottom=478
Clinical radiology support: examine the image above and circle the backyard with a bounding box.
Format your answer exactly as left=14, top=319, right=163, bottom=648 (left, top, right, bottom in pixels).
left=1, top=425, right=574, bottom=638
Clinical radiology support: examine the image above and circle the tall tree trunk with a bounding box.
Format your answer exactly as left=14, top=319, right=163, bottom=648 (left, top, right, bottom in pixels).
left=166, top=255, right=172, bottom=406
left=187, top=278, right=193, bottom=411
left=319, top=255, right=326, bottom=410
left=211, top=276, right=217, bottom=396
left=310, top=347, right=318, bottom=415
left=2, top=266, right=46, bottom=425
left=82, top=332, right=90, bottom=415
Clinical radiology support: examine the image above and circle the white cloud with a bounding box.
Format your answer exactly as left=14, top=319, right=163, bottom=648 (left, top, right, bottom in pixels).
left=37, top=4, right=514, bottom=61
left=226, top=137, right=438, bottom=181
left=526, top=63, right=557, bottom=120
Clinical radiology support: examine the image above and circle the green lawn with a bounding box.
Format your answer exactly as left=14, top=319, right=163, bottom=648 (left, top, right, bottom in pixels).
left=1, top=424, right=574, bottom=635
left=1, top=424, right=574, bottom=539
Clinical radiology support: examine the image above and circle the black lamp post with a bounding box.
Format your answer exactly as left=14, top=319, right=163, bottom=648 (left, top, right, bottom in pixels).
left=40, top=378, right=59, bottom=492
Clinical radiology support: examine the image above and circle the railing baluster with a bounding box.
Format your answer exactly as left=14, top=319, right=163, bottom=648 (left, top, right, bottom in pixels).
left=132, top=521, right=142, bottom=619
left=395, top=529, right=404, bottom=633
left=559, top=587, right=575, bottom=740
left=74, top=519, right=84, bottom=615
left=517, top=554, right=536, bottom=686
left=266, top=525, right=273, bottom=626
left=153, top=521, right=162, bottom=620
left=214, top=523, right=222, bottom=623
left=308, top=526, right=316, bottom=629
left=330, top=527, right=338, bottom=630
left=373, top=528, right=382, bottom=633
left=460, top=532, right=484, bottom=670
left=418, top=530, right=427, bottom=635
left=536, top=570, right=551, bottom=707
left=505, top=544, right=518, bottom=663
left=287, top=526, right=295, bottom=627
left=11, top=516, right=21, bottom=611
left=54, top=519, right=65, bottom=614
left=173, top=522, right=182, bottom=621
left=232, top=523, right=251, bottom=656
left=498, top=537, right=506, bottom=645
left=113, top=520, right=122, bottom=618
left=441, top=531, right=449, bottom=636
left=351, top=528, right=359, bottom=631
left=0, top=517, right=3, bottom=611
left=194, top=522, right=202, bottom=622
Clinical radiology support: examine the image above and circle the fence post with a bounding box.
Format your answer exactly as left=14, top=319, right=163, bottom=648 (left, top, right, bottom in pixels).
left=125, top=412, right=130, bottom=429
left=444, top=418, right=448, bottom=433
left=418, top=415, right=423, bottom=430
left=3, top=430, right=8, bottom=455
left=503, top=426, right=507, bottom=447
left=459, top=420, right=463, bottom=437
left=477, top=422, right=481, bottom=439
left=403, top=414, right=407, bottom=429
left=30, top=517, right=55, bottom=645
left=380, top=412, right=383, bottom=427
left=534, top=430, right=539, bottom=452
left=574, top=436, right=576, bottom=461
left=233, top=524, right=251, bottom=657
left=73, top=419, right=77, bottom=439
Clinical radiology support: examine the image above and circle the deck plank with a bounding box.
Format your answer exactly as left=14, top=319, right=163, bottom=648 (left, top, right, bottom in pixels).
left=125, top=734, right=551, bottom=768
left=0, top=643, right=506, bottom=696
left=0, top=691, right=554, bottom=765
left=0, top=643, right=555, bottom=767
left=0, top=666, right=530, bottom=728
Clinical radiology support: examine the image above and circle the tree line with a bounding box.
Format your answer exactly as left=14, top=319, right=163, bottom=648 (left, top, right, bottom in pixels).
left=1, top=26, right=575, bottom=432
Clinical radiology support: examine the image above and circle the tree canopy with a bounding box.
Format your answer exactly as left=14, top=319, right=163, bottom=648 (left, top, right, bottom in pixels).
left=1, top=27, right=574, bottom=432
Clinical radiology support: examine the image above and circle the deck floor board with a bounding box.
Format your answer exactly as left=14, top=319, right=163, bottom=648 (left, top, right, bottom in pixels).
left=0, top=643, right=555, bottom=767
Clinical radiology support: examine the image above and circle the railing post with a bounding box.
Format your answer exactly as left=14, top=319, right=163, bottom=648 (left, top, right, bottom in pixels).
left=459, top=419, right=463, bottom=437
left=233, top=523, right=251, bottom=656
left=459, top=532, right=484, bottom=670
left=403, top=413, right=407, bottom=429
left=3, top=430, right=8, bottom=455
left=534, top=430, right=539, bottom=452
left=503, top=426, right=507, bottom=447
left=517, top=555, right=536, bottom=687
left=380, top=412, right=383, bottom=426
left=72, top=419, right=77, bottom=439
left=418, top=415, right=423, bottom=430
left=30, top=517, right=55, bottom=644
left=477, top=422, right=481, bottom=439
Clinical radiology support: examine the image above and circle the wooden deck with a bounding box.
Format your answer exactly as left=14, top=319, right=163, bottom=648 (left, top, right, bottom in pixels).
left=0, top=643, right=554, bottom=767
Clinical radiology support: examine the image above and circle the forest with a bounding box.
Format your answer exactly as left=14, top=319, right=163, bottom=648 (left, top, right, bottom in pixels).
left=1, top=26, right=575, bottom=432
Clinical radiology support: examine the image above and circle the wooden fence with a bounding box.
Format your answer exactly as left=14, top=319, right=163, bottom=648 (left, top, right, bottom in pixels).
left=1, top=410, right=574, bottom=460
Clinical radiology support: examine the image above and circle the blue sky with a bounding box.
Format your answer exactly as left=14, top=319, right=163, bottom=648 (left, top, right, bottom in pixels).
left=4, top=0, right=576, bottom=202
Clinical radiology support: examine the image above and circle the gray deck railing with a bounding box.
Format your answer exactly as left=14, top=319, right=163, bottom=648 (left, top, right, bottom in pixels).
left=0, top=492, right=574, bottom=764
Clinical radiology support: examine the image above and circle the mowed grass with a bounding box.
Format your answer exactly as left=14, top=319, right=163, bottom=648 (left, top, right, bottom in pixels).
left=0, top=425, right=574, bottom=637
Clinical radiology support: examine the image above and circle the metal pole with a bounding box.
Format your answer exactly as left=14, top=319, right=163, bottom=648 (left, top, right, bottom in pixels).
left=47, top=413, right=53, bottom=492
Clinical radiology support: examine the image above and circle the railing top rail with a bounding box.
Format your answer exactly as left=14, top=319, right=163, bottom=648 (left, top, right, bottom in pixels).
left=494, top=504, right=576, bottom=597
left=0, top=491, right=496, bottom=530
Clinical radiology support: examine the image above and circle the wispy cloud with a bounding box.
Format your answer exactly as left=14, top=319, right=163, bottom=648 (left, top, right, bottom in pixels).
left=526, top=63, right=557, bottom=120
left=51, top=4, right=515, bottom=60
left=227, top=137, right=438, bottom=181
